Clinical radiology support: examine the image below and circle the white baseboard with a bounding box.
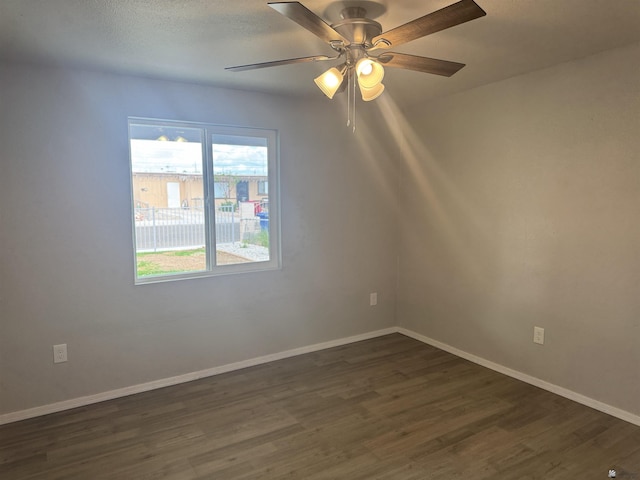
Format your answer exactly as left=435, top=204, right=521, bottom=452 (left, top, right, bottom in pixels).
left=0, top=327, right=397, bottom=426
left=397, top=327, right=640, bottom=427
left=3, top=326, right=639, bottom=428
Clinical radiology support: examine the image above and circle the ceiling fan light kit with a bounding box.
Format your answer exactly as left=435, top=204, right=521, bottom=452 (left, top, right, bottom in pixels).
left=226, top=0, right=486, bottom=129
left=314, top=66, right=345, bottom=99
left=355, top=58, right=384, bottom=89
left=359, top=82, right=385, bottom=102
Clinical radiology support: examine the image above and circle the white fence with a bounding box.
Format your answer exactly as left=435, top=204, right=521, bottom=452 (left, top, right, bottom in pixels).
left=134, top=207, right=241, bottom=252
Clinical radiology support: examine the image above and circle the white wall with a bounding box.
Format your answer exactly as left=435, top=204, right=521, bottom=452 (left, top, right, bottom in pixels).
left=0, top=64, right=398, bottom=415
left=398, top=42, right=640, bottom=416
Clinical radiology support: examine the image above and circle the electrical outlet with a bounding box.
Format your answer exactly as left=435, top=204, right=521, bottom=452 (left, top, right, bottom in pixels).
left=533, top=327, right=545, bottom=345
left=53, top=344, right=68, bottom=363
left=370, top=292, right=378, bottom=306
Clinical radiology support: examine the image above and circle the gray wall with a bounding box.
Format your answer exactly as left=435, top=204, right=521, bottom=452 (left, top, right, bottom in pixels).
left=0, top=64, right=398, bottom=415
left=398, top=42, right=640, bottom=416
left=2, top=40, right=639, bottom=420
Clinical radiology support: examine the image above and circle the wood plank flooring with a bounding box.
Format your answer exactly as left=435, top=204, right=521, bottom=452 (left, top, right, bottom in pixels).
left=1, top=334, right=639, bottom=479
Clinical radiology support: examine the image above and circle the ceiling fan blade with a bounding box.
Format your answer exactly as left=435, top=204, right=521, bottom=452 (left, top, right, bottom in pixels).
left=268, top=2, right=349, bottom=44
left=372, top=0, right=486, bottom=49
left=225, top=55, right=336, bottom=72
left=377, top=52, right=465, bottom=77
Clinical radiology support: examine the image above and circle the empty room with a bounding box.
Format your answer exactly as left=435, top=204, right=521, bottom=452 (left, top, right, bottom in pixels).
left=1, top=0, right=639, bottom=478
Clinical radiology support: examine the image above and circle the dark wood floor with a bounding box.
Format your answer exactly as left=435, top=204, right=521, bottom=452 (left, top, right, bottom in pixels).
left=1, top=334, right=639, bottom=479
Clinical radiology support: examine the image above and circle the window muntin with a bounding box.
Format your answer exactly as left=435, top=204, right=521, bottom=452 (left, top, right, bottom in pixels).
left=129, top=119, right=280, bottom=283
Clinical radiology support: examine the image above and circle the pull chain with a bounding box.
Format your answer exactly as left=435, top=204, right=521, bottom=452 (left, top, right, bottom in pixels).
left=346, top=69, right=356, bottom=133
left=347, top=69, right=352, bottom=129
left=351, top=69, right=356, bottom=133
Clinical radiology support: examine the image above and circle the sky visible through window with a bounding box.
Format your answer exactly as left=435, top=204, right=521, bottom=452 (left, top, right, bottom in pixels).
left=130, top=140, right=268, bottom=176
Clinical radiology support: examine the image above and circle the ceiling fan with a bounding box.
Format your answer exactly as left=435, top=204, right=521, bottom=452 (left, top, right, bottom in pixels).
left=226, top=0, right=486, bottom=126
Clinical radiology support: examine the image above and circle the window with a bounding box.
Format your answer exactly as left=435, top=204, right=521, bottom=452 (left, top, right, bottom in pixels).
left=213, top=181, right=230, bottom=199
left=129, top=119, right=280, bottom=283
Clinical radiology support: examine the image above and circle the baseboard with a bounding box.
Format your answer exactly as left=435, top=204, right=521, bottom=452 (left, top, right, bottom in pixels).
left=3, top=326, right=639, bottom=428
left=0, top=327, right=397, bottom=426
left=397, top=327, right=640, bottom=428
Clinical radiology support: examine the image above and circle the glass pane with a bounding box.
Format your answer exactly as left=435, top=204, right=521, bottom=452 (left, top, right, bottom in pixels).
left=130, top=124, right=207, bottom=278
left=214, top=182, right=229, bottom=198
left=212, top=134, right=270, bottom=266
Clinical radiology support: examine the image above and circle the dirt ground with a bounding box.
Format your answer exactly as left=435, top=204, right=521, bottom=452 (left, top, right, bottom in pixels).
left=141, top=250, right=251, bottom=271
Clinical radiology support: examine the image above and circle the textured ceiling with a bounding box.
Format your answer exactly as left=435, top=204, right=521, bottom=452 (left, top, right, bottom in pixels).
left=1, top=0, right=640, bottom=106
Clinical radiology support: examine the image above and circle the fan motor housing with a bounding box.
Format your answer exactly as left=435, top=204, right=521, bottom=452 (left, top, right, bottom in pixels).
left=332, top=8, right=382, bottom=47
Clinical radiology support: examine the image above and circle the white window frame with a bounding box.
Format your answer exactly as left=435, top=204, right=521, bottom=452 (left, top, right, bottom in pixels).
left=129, top=118, right=281, bottom=284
